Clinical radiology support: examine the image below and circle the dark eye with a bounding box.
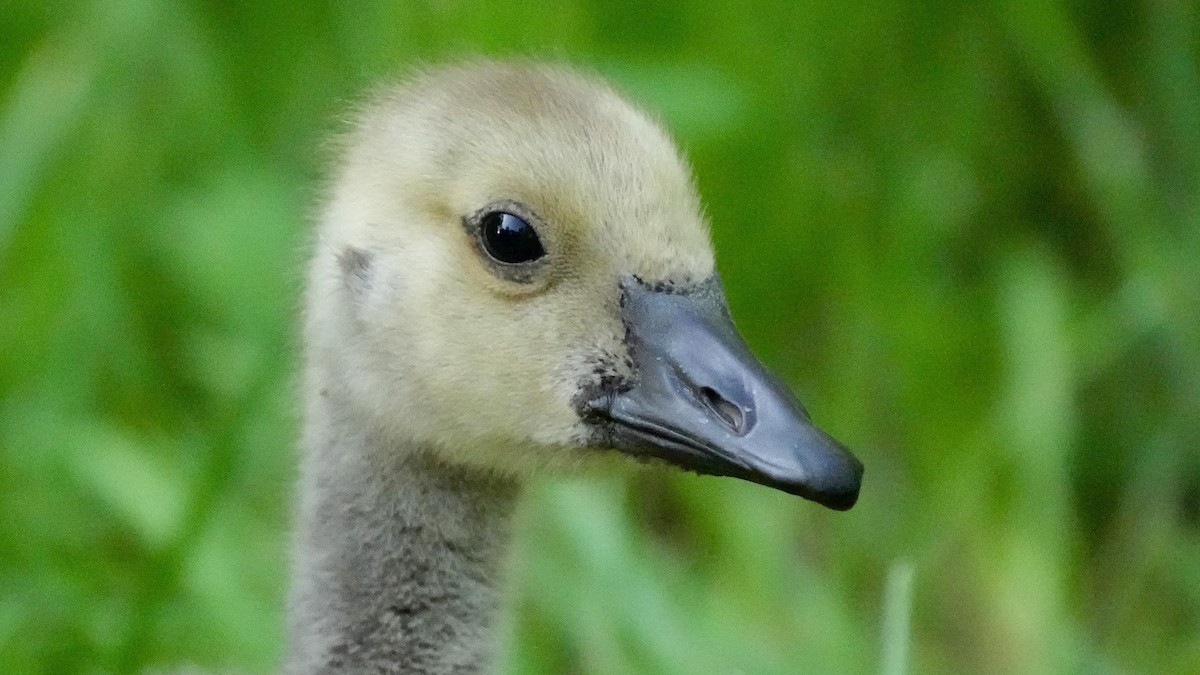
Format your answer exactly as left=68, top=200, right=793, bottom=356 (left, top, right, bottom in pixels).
left=479, top=211, right=546, bottom=265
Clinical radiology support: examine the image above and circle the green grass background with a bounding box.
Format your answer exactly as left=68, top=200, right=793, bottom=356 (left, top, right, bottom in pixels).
left=2, top=1, right=1198, bottom=673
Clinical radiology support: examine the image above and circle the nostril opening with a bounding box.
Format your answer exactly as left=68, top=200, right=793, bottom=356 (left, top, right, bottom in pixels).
left=699, top=386, right=745, bottom=433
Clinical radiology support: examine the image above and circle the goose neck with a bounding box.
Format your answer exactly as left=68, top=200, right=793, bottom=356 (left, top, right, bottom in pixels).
left=287, top=407, right=519, bottom=673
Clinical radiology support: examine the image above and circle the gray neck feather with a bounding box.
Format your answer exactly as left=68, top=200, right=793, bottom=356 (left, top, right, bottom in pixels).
left=286, top=394, right=519, bottom=674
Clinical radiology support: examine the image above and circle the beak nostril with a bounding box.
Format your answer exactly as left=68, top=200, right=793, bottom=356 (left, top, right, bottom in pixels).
left=699, top=386, right=745, bottom=433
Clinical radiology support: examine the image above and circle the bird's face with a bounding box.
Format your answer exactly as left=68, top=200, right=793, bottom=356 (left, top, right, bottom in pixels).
left=308, top=65, right=861, bottom=509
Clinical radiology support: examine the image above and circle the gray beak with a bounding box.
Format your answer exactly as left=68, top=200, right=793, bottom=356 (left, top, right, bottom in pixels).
left=582, top=277, right=863, bottom=510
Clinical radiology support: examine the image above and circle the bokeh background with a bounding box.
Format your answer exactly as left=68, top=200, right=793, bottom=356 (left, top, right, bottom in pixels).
left=2, top=1, right=1198, bottom=673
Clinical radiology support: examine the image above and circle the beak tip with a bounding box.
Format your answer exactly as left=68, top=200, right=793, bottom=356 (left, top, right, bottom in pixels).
left=817, top=480, right=862, bottom=511
left=779, top=456, right=863, bottom=510
left=814, top=450, right=865, bottom=511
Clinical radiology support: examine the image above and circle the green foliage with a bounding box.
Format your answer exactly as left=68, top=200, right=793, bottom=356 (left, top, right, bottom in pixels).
left=1, top=1, right=1198, bottom=672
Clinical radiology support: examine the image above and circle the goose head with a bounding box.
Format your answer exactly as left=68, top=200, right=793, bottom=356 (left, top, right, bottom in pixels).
left=307, top=62, right=862, bottom=510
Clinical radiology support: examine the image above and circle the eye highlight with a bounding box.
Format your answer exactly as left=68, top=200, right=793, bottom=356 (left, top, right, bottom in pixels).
left=479, top=211, right=546, bottom=265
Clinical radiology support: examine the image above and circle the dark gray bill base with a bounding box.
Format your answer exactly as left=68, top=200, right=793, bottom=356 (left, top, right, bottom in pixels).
left=582, top=277, right=863, bottom=511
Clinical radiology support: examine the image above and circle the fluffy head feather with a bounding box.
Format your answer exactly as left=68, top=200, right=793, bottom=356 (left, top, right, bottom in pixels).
left=304, top=61, right=715, bottom=476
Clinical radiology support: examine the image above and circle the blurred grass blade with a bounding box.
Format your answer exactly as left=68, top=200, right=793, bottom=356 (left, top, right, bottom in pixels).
left=0, top=39, right=95, bottom=255
left=880, top=559, right=915, bottom=675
